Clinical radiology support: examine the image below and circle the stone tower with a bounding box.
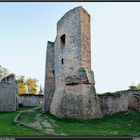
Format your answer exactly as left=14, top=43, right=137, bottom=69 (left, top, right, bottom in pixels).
left=44, top=6, right=102, bottom=120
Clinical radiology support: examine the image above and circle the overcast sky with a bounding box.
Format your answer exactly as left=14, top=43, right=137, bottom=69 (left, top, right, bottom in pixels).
left=0, top=2, right=140, bottom=93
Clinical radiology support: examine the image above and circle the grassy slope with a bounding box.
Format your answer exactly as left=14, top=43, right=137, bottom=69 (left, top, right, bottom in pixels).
left=19, top=112, right=37, bottom=124
left=0, top=109, right=140, bottom=136
left=0, top=112, right=45, bottom=136
left=46, top=111, right=140, bottom=136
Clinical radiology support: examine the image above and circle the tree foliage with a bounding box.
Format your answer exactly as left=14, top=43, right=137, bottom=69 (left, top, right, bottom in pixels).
left=17, top=76, right=27, bottom=95
left=136, top=83, right=140, bottom=89
left=17, top=76, right=38, bottom=94
left=129, top=85, right=137, bottom=90
left=0, top=65, right=42, bottom=95
left=26, top=78, right=38, bottom=94
left=0, top=65, right=9, bottom=79
left=129, top=83, right=140, bottom=90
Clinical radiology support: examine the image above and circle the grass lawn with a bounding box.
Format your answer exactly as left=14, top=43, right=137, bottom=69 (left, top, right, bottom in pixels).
left=18, top=107, right=41, bottom=124
left=45, top=111, right=140, bottom=136
left=0, top=107, right=140, bottom=136
left=0, top=112, right=46, bottom=136
left=17, top=106, right=35, bottom=111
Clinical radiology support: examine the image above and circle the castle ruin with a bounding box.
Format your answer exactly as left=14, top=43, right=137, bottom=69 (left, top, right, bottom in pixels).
left=44, top=6, right=140, bottom=120
left=44, top=6, right=102, bottom=120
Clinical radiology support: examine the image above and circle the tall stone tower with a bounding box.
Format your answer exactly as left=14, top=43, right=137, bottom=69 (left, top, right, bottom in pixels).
left=44, top=6, right=102, bottom=120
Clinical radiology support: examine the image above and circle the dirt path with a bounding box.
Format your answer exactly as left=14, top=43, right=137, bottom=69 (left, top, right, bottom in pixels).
left=13, top=106, right=56, bottom=135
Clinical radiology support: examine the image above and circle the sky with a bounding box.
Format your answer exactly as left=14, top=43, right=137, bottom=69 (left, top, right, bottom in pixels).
left=0, top=2, right=140, bottom=93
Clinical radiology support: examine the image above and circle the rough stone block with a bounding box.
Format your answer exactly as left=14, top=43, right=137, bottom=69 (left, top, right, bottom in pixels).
left=65, top=68, right=95, bottom=85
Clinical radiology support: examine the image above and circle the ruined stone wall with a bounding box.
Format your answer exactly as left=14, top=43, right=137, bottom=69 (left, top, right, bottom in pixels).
left=19, top=94, right=44, bottom=107
left=44, top=6, right=140, bottom=119
left=126, top=89, right=140, bottom=96
left=98, top=90, right=140, bottom=116
left=44, top=41, right=55, bottom=112
left=98, top=93, right=128, bottom=116
left=0, top=74, right=17, bottom=112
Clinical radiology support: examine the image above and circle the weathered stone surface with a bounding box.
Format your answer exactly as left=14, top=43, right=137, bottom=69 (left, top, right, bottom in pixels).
left=85, top=69, right=95, bottom=84
left=0, top=74, right=17, bottom=112
left=18, top=94, right=44, bottom=107
left=44, top=41, right=55, bottom=112
left=50, top=84, right=102, bottom=120
left=128, top=95, right=139, bottom=111
left=98, top=90, right=140, bottom=115
left=41, top=121, right=53, bottom=128
left=44, top=6, right=102, bottom=119
left=65, top=68, right=95, bottom=85
left=44, top=6, right=140, bottom=120
left=98, top=93, right=128, bottom=115
left=27, top=122, right=43, bottom=130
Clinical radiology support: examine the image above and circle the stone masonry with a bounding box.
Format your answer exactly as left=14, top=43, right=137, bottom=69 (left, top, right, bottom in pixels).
left=98, top=90, right=140, bottom=115
left=44, top=41, right=55, bottom=112
left=18, top=94, right=44, bottom=107
left=0, top=74, right=17, bottom=112
left=44, top=6, right=102, bottom=120
left=44, top=6, right=140, bottom=120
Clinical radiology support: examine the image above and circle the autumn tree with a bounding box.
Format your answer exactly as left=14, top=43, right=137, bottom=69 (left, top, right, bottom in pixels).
left=26, top=78, right=38, bottom=94
left=17, top=75, right=27, bottom=94
left=0, top=65, right=9, bottom=79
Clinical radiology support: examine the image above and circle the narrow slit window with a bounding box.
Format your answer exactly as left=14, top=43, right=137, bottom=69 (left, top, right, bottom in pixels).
left=60, top=34, right=65, bottom=48
left=61, top=58, right=64, bottom=64
left=52, top=70, right=54, bottom=74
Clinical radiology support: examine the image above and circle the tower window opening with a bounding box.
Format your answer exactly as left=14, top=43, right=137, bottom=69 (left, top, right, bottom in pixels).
left=61, top=58, right=64, bottom=64
left=52, top=70, right=54, bottom=74
left=60, top=34, right=65, bottom=48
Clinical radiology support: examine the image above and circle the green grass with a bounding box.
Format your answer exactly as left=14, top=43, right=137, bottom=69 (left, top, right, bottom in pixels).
left=18, top=112, right=37, bottom=124
left=0, top=112, right=45, bottom=136
left=0, top=108, right=140, bottom=136
left=45, top=111, right=140, bottom=136
left=17, top=106, right=36, bottom=111
left=18, top=108, right=41, bottom=124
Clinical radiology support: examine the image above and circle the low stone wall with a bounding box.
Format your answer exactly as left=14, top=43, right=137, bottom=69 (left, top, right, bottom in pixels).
left=98, top=90, right=140, bottom=116
left=18, top=94, right=44, bottom=107
left=0, top=74, right=17, bottom=112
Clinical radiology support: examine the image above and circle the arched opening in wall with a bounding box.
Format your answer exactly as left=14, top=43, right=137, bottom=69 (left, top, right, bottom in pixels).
left=60, top=34, right=65, bottom=48
left=128, top=95, right=140, bottom=111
